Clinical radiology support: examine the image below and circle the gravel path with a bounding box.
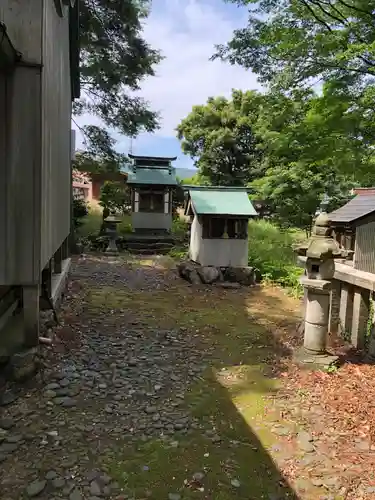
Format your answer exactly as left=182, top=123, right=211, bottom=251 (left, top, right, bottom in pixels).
left=0, top=255, right=330, bottom=500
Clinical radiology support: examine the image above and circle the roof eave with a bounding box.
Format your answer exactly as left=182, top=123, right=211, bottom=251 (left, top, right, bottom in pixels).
left=128, top=154, right=177, bottom=161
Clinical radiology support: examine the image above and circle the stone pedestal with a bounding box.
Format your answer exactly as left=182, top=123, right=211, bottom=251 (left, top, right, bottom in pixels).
left=104, top=216, right=121, bottom=256
left=303, top=278, right=331, bottom=353
left=294, top=213, right=342, bottom=370
left=294, top=277, right=339, bottom=369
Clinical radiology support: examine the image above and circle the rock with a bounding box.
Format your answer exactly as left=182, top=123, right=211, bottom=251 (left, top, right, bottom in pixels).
left=188, top=270, right=202, bottom=285
left=45, top=382, right=60, bottom=391
left=46, top=470, right=58, bottom=480
left=52, top=478, right=66, bottom=489
left=90, top=481, right=102, bottom=496
left=0, top=391, right=18, bottom=406
left=44, top=390, right=57, bottom=399
left=26, top=480, right=47, bottom=497
left=11, top=348, right=39, bottom=382
left=297, top=431, right=315, bottom=453
left=0, top=418, right=14, bottom=430
left=215, top=282, right=240, bottom=289
left=55, top=397, right=77, bottom=408
left=145, top=406, right=157, bottom=414
left=197, top=266, right=220, bottom=284
left=223, top=266, right=256, bottom=286
left=59, top=378, right=70, bottom=387
left=231, top=479, right=241, bottom=488
left=177, top=261, right=196, bottom=279
left=69, top=489, right=83, bottom=500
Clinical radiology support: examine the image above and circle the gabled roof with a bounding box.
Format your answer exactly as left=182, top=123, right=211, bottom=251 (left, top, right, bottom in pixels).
left=185, top=186, right=258, bottom=217
left=128, top=154, right=177, bottom=162
left=124, top=154, right=178, bottom=186
left=329, top=194, right=375, bottom=224
left=125, top=165, right=178, bottom=186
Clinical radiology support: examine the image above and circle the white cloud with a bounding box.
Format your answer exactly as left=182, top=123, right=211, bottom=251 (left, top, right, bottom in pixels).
left=73, top=0, right=261, bottom=162
left=136, top=0, right=261, bottom=138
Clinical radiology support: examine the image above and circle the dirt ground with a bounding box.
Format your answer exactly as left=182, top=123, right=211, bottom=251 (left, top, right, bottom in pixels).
left=0, top=254, right=374, bottom=500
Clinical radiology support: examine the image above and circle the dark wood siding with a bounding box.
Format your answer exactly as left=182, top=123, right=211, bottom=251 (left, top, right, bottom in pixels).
left=40, top=0, right=72, bottom=269
left=354, top=222, right=375, bottom=274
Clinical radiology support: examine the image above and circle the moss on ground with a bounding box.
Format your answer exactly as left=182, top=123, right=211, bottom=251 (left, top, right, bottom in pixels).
left=87, top=277, right=301, bottom=499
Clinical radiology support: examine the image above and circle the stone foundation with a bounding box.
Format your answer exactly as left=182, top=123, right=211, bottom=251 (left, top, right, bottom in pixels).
left=177, top=260, right=257, bottom=286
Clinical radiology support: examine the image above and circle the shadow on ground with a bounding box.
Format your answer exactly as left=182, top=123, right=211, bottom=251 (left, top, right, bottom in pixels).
left=67, top=255, right=303, bottom=499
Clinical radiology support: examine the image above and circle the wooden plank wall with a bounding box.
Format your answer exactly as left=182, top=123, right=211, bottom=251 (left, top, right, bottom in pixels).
left=0, top=67, right=42, bottom=285
left=0, top=1, right=43, bottom=285
left=354, top=222, right=375, bottom=274
left=0, top=1, right=43, bottom=64
left=40, top=0, right=72, bottom=269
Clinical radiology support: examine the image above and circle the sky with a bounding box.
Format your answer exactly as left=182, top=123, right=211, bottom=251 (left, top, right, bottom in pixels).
left=74, top=0, right=262, bottom=171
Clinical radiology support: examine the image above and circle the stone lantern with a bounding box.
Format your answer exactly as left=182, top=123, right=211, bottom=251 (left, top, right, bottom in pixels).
left=104, top=215, right=121, bottom=255
left=296, top=213, right=342, bottom=368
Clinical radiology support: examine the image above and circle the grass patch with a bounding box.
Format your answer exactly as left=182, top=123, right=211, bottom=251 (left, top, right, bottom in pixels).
left=248, top=219, right=305, bottom=296
left=77, top=210, right=132, bottom=238
left=86, top=270, right=301, bottom=499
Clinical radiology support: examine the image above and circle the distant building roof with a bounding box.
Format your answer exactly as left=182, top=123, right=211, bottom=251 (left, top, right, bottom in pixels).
left=125, top=154, right=178, bottom=186
left=329, top=194, right=375, bottom=224
left=128, top=154, right=177, bottom=162
left=185, top=186, right=258, bottom=217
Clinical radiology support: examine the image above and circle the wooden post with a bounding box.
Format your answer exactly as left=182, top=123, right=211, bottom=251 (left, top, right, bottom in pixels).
left=54, top=245, right=63, bottom=274
left=61, top=237, right=69, bottom=260
left=22, top=285, right=39, bottom=348
left=329, top=279, right=341, bottom=334
left=351, top=287, right=370, bottom=349
left=339, top=283, right=354, bottom=339
left=41, top=261, right=52, bottom=299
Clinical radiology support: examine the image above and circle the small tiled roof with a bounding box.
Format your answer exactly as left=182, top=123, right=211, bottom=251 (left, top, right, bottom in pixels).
left=328, top=194, right=375, bottom=224
left=186, top=186, right=258, bottom=217
left=125, top=166, right=178, bottom=186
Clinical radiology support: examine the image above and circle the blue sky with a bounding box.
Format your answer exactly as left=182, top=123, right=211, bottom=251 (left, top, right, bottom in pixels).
left=74, top=0, right=261, bottom=171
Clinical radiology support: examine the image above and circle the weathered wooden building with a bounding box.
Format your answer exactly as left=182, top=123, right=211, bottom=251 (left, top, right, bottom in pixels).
left=184, top=186, right=258, bottom=267
left=0, top=0, right=80, bottom=350
left=329, top=193, right=375, bottom=272
left=126, top=154, right=178, bottom=234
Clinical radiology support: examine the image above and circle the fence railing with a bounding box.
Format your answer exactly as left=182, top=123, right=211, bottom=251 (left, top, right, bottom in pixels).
left=297, top=256, right=375, bottom=351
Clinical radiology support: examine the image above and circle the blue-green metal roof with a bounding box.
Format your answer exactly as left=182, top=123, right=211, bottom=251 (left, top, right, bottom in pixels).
left=187, top=187, right=258, bottom=216
left=125, top=165, right=178, bottom=186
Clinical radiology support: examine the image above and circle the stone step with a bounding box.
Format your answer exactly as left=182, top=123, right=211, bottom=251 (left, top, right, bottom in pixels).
left=127, top=247, right=173, bottom=255
left=125, top=241, right=174, bottom=250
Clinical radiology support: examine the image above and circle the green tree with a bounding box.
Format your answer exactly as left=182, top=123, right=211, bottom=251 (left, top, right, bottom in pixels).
left=214, top=0, right=375, bottom=93
left=177, top=90, right=263, bottom=186
left=99, top=181, right=131, bottom=214
left=73, top=126, right=128, bottom=174
left=250, top=86, right=364, bottom=231
left=76, top=1, right=162, bottom=154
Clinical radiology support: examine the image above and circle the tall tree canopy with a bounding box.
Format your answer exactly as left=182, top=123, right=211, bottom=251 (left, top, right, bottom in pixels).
left=76, top=1, right=162, bottom=157
left=214, top=0, right=375, bottom=94
left=177, top=90, right=264, bottom=186
left=177, top=85, right=372, bottom=230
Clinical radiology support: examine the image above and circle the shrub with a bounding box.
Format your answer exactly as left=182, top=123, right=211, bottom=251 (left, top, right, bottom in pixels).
left=248, top=219, right=304, bottom=296
left=99, top=180, right=131, bottom=215
left=172, top=218, right=189, bottom=239
left=73, top=198, right=89, bottom=228
left=76, top=210, right=102, bottom=238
